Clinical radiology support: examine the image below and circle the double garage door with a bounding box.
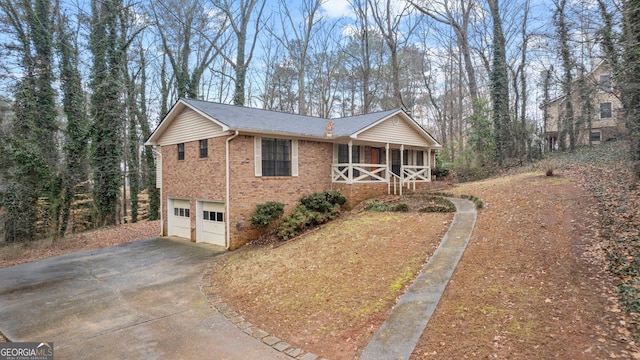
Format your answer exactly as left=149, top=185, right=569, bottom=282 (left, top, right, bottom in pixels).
left=169, top=199, right=225, bottom=247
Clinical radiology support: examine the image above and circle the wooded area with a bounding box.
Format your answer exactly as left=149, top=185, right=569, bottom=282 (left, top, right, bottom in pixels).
left=0, top=0, right=636, bottom=242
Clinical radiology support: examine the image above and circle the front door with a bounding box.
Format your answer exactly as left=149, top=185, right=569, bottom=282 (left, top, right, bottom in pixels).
left=370, top=147, right=381, bottom=173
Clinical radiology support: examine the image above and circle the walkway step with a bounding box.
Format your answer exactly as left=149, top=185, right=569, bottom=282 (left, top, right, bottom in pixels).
left=359, top=198, right=477, bottom=360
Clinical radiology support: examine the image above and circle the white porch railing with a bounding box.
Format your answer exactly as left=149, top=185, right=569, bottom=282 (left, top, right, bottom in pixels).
left=402, top=165, right=432, bottom=190
left=332, top=163, right=388, bottom=183
left=332, top=163, right=432, bottom=194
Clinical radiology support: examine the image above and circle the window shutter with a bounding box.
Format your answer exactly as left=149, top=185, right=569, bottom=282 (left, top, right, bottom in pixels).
left=254, top=136, right=262, bottom=176
left=292, top=139, right=299, bottom=177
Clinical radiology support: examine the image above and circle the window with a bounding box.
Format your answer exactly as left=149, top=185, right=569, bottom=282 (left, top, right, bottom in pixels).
left=174, top=207, right=190, bottom=217
left=262, top=138, right=291, bottom=176
left=203, top=211, right=224, bottom=222
left=416, top=151, right=424, bottom=166
left=600, top=102, right=612, bottom=119
left=177, top=143, right=185, bottom=160
left=600, top=74, right=612, bottom=92
left=590, top=131, right=601, bottom=142
left=337, top=144, right=361, bottom=177
left=199, top=139, right=208, bottom=158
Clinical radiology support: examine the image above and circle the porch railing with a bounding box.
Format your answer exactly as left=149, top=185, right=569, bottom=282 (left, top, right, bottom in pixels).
left=332, top=163, right=431, bottom=187
left=402, top=165, right=432, bottom=190
left=332, top=163, right=387, bottom=183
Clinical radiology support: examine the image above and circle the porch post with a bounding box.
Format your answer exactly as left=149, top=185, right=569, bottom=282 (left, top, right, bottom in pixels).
left=386, top=143, right=390, bottom=194
left=400, top=144, right=404, bottom=182
left=348, top=139, right=353, bottom=184
left=427, top=147, right=432, bottom=181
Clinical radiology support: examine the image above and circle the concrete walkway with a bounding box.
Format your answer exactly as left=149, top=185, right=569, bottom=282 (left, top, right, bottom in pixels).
left=359, top=198, right=477, bottom=360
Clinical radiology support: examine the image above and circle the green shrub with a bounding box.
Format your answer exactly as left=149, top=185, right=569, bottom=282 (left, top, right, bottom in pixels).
left=364, top=199, right=409, bottom=212
left=250, top=201, right=284, bottom=229
left=299, top=190, right=346, bottom=212
left=432, top=153, right=450, bottom=179
left=324, top=190, right=347, bottom=207
left=276, top=190, right=345, bottom=240
left=393, top=203, right=409, bottom=212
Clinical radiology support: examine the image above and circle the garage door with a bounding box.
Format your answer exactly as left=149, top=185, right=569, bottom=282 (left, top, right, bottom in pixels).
left=170, top=199, right=191, bottom=239
left=197, top=202, right=225, bottom=246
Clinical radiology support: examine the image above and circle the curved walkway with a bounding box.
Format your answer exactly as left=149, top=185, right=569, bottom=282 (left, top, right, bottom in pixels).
left=359, top=198, right=477, bottom=360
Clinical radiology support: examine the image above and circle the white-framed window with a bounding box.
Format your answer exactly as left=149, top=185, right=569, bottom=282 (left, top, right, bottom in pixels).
left=600, top=102, right=612, bottom=119
left=254, top=137, right=298, bottom=177
left=590, top=131, right=602, bottom=142
left=599, top=74, right=612, bottom=92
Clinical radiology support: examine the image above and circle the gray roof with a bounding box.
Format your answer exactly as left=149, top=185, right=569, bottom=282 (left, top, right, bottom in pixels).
left=181, top=98, right=400, bottom=138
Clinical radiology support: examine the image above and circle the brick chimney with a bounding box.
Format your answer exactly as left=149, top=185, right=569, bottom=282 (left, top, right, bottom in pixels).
left=324, top=120, right=334, bottom=138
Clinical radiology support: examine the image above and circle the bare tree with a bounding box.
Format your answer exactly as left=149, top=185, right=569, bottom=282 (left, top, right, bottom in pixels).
left=369, top=0, right=420, bottom=109
left=212, top=0, right=267, bottom=106
left=150, top=0, right=223, bottom=99
left=410, top=0, right=479, bottom=103
left=274, top=0, right=324, bottom=115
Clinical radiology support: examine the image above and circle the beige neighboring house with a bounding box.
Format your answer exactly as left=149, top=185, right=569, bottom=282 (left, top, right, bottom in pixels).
left=145, top=98, right=441, bottom=250
left=543, top=61, right=624, bottom=151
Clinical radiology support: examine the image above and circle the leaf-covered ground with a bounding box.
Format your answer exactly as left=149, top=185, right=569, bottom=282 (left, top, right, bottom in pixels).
left=211, top=211, right=453, bottom=359
left=0, top=220, right=160, bottom=268
left=213, top=141, right=639, bottom=359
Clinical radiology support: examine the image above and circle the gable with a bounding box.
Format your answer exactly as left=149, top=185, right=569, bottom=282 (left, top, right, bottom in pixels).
left=155, top=107, right=227, bottom=145
left=356, top=114, right=435, bottom=147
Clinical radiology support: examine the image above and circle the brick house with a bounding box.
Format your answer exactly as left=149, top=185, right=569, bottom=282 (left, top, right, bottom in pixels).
left=543, top=60, right=624, bottom=151
left=145, top=98, right=441, bottom=250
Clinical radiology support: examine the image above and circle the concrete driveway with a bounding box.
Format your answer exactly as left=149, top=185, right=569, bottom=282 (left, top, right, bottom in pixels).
left=0, top=238, right=289, bottom=359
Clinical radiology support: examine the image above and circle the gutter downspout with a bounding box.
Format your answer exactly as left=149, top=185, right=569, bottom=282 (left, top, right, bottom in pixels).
left=225, top=131, right=239, bottom=250
left=151, top=147, right=163, bottom=237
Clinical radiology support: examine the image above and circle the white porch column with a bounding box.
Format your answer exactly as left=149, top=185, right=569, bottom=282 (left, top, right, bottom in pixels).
left=386, top=143, right=390, bottom=194
left=400, top=144, right=404, bottom=180
left=427, top=147, right=432, bottom=181
left=348, top=139, right=353, bottom=184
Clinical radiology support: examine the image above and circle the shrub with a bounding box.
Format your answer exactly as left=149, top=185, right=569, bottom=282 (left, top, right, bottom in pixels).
left=364, top=199, right=409, bottom=212
left=250, top=201, right=284, bottom=229
left=393, top=203, right=409, bottom=212
left=299, top=190, right=346, bottom=212
left=277, top=190, right=345, bottom=240
left=432, top=153, right=450, bottom=179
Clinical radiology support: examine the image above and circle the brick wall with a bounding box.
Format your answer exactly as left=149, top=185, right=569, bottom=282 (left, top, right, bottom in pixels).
left=227, top=136, right=333, bottom=249
left=161, top=137, right=227, bottom=240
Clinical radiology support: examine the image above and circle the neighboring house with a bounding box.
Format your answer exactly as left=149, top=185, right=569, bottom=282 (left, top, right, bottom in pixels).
left=145, top=98, right=441, bottom=250
left=543, top=61, right=624, bottom=151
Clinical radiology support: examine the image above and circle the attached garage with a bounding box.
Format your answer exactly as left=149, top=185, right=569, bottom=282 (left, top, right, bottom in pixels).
left=196, top=201, right=225, bottom=247
left=168, top=198, right=191, bottom=239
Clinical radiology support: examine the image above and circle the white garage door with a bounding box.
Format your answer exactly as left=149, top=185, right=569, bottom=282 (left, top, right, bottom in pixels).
left=170, top=199, right=191, bottom=239
left=198, top=202, right=225, bottom=246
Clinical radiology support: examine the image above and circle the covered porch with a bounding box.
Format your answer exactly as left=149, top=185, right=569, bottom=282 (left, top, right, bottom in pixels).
left=331, top=141, right=435, bottom=196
